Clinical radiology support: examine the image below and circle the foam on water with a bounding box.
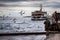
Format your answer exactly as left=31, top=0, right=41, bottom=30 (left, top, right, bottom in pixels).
left=0, top=17, right=45, bottom=33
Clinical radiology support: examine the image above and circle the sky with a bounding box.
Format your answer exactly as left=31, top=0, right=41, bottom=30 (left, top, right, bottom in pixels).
left=0, top=0, right=60, bottom=8
left=0, top=0, right=60, bottom=17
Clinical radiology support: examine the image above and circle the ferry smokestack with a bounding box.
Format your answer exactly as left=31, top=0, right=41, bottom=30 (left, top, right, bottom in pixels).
left=40, top=4, right=42, bottom=12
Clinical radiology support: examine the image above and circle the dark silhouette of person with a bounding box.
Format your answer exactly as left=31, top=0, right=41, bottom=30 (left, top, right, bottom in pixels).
left=53, top=11, right=58, bottom=23
left=52, top=11, right=59, bottom=31
left=44, top=19, right=50, bottom=31
left=44, top=19, right=50, bottom=36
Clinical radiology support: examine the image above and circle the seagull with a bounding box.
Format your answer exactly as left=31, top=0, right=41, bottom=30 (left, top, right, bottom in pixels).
left=19, top=10, right=25, bottom=15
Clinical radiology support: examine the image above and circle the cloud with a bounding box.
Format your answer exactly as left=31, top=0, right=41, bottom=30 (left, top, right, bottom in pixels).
left=0, top=0, right=60, bottom=8
left=0, top=0, right=45, bottom=2
left=44, top=2, right=60, bottom=8
left=47, top=0, right=60, bottom=2
left=0, top=1, right=43, bottom=7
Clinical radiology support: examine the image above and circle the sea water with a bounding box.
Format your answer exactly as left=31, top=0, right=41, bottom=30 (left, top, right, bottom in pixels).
left=0, top=16, right=46, bottom=40
left=0, top=7, right=47, bottom=40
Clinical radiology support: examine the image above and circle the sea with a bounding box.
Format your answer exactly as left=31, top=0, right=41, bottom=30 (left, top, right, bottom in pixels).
left=0, top=6, right=59, bottom=40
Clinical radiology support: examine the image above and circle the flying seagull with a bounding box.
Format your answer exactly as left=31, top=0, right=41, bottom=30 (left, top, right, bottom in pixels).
left=19, top=10, right=25, bottom=15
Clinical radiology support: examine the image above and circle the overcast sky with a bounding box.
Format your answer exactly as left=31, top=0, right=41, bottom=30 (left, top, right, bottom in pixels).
left=0, top=0, right=60, bottom=8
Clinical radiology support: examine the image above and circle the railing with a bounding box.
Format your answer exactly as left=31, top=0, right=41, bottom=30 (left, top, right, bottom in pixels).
left=0, top=31, right=59, bottom=36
